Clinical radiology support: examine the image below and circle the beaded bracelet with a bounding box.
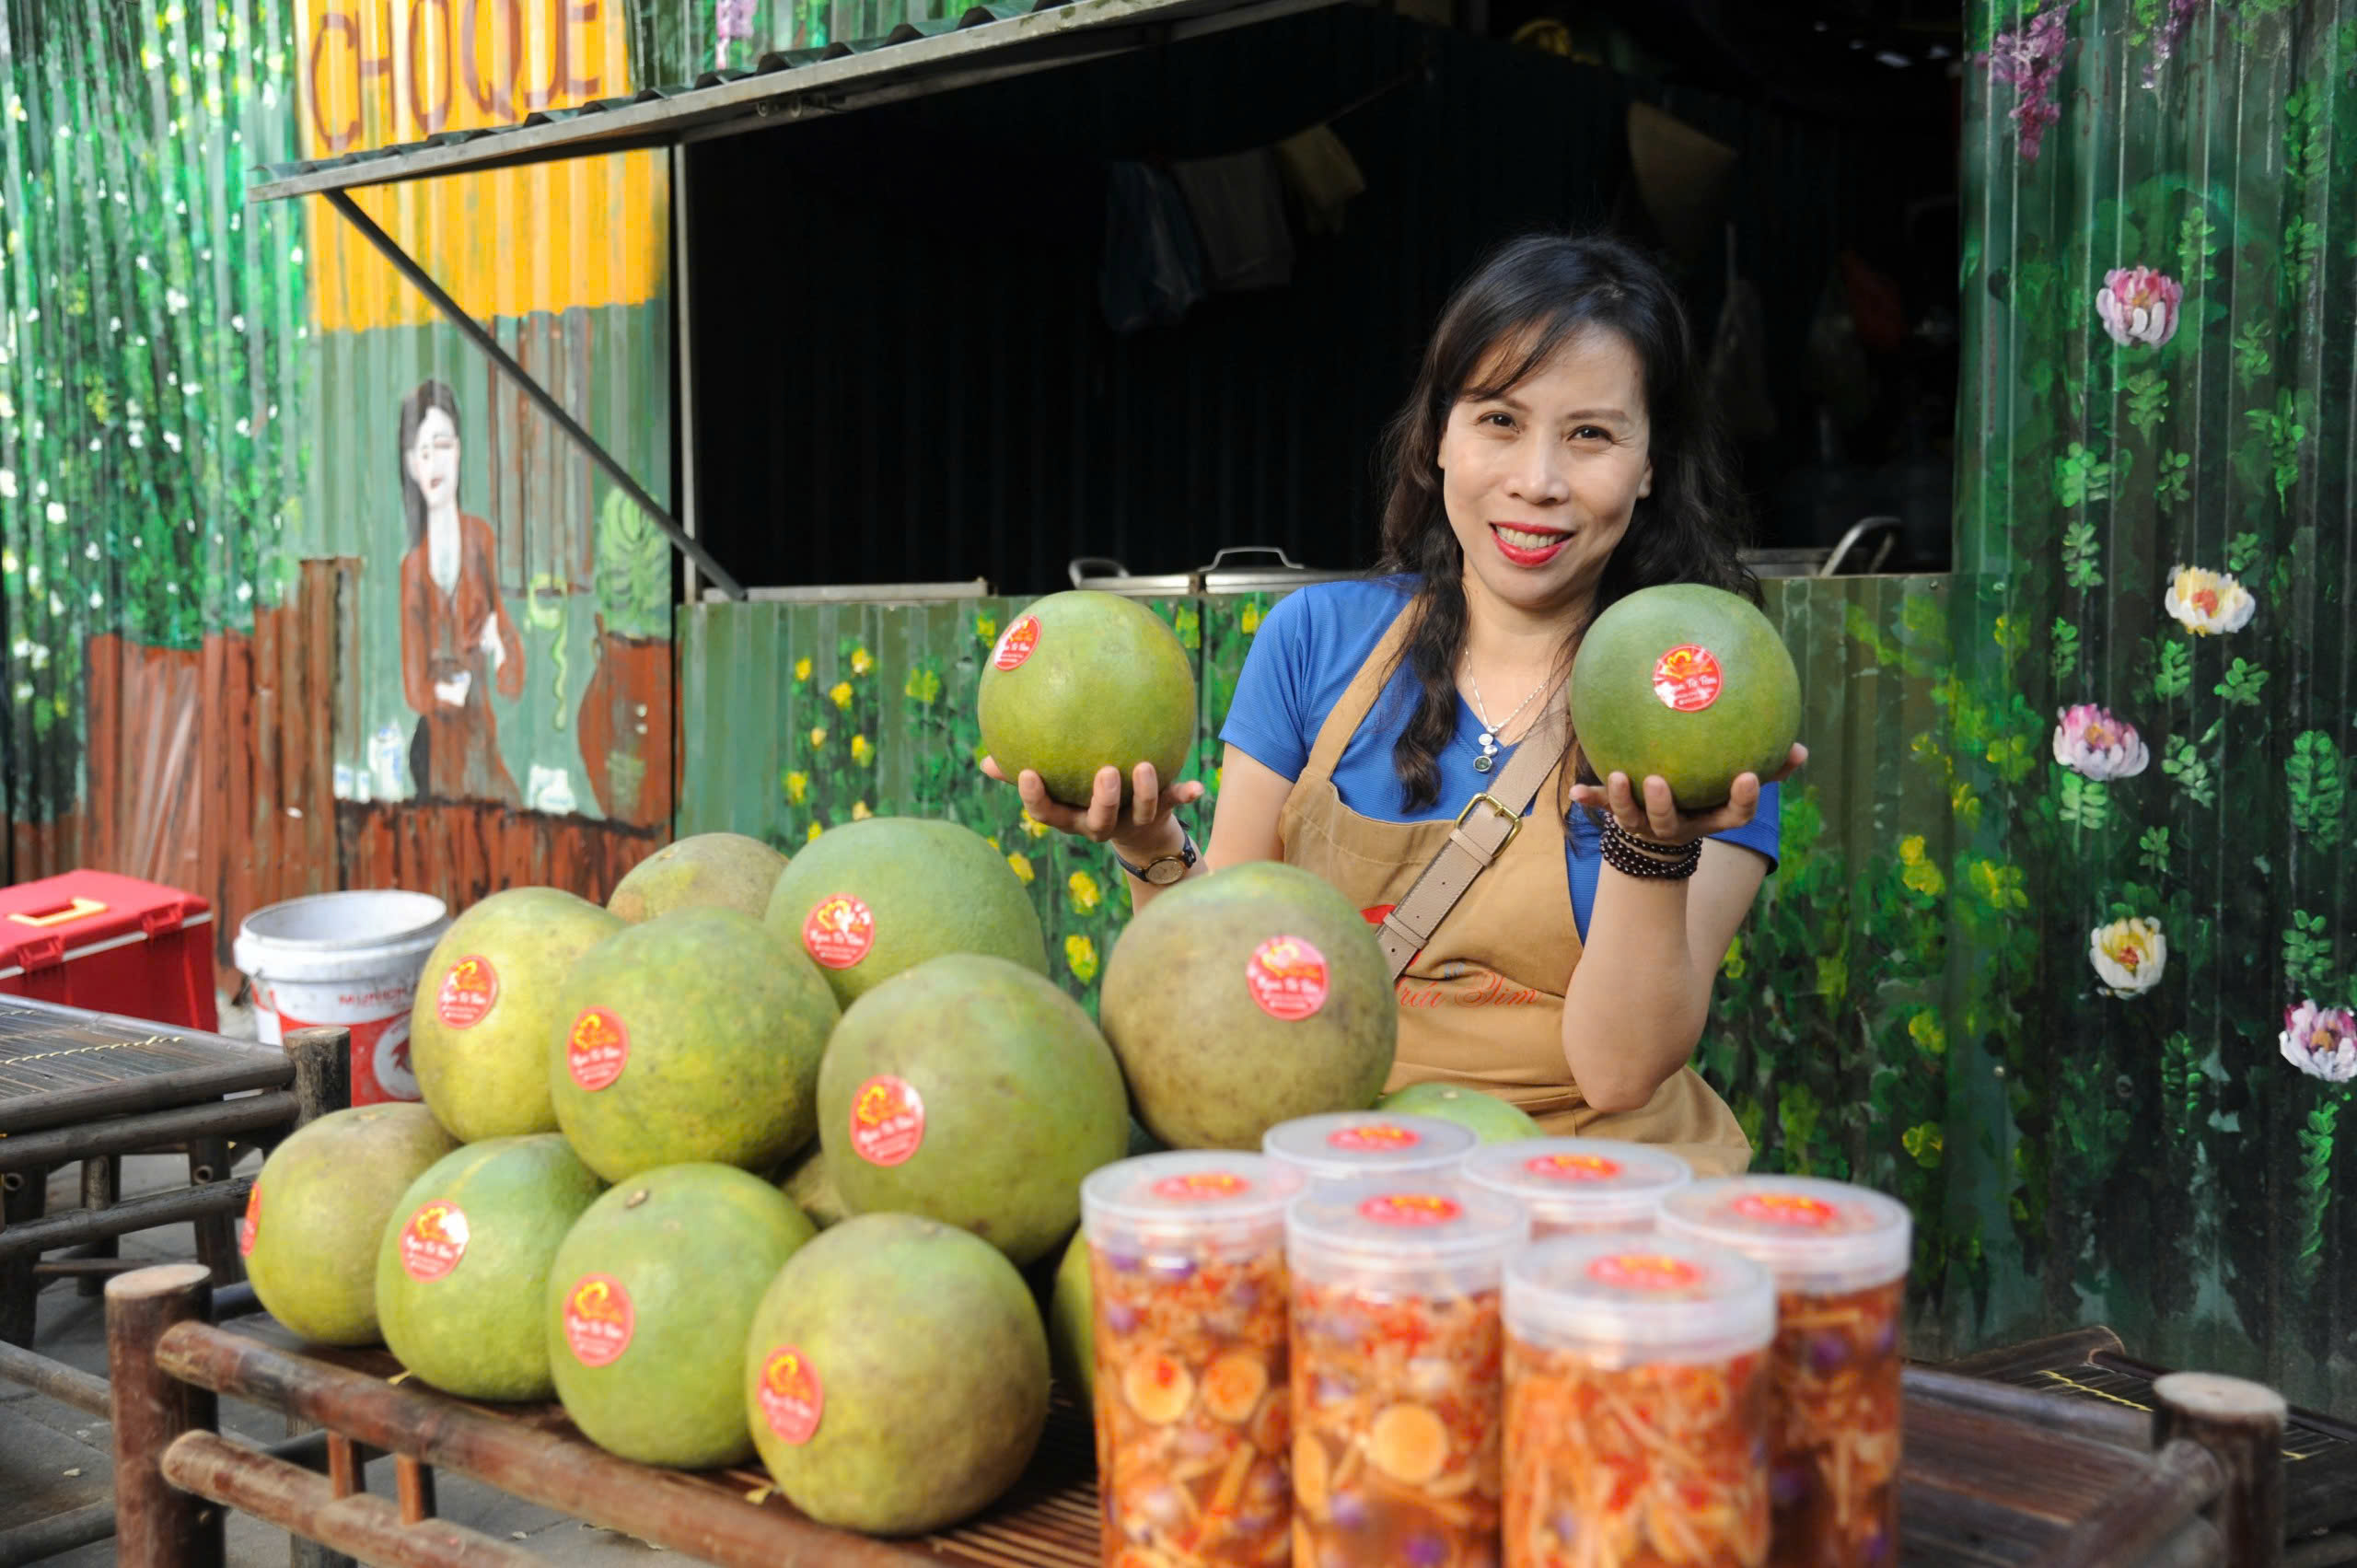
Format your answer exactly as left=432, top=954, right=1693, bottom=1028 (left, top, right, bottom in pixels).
left=1597, top=815, right=1703, bottom=881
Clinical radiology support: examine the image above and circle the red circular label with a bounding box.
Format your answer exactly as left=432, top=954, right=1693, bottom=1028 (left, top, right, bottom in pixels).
left=1151, top=1171, right=1250, bottom=1202
left=848, top=1075, right=925, bottom=1167
left=1652, top=645, right=1724, bottom=713
left=238, top=1183, right=261, bottom=1258
left=1526, top=1153, right=1624, bottom=1183
left=1731, top=1192, right=1839, bottom=1228
left=993, top=615, right=1040, bottom=672
left=435, top=956, right=498, bottom=1030
left=1328, top=1122, right=1422, bottom=1153
left=802, top=895, right=876, bottom=970
left=1589, top=1252, right=1705, bottom=1292
left=1246, top=935, right=1328, bottom=1021
left=398, top=1201, right=470, bottom=1283
left=756, top=1344, right=825, bottom=1446
left=1358, top=1192, right=1462, bottom=1228
left=566, top=1006, right=630, bottom=1092
left=561, top=1274, right=634, bottom=1367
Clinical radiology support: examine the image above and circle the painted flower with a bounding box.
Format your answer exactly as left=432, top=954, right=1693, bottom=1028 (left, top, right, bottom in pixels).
left=2095, top=267, right=2182, bottom=348
left=850, top=734, right=872, bottom=766
left=2163, top=565, right=2256, bottom=635
left=1241, top=602, right=1262, bottom=635
left=2280, top=999, right=2357, bottom=1083
left=1898, top=834, right=1945, bottom=898
left=1908, top=1010, right=1947, bottom=1056
left=1019, top=809, right=1051, bottom=841
left=850, top=646, right=874, bottom=676
left=851, top=800, right=873, bottom=821
left=1984, top=5, right=2070, bottom=160
left=783, top=770, right=808, bottom=804
left=1006, top=852, right=1034, bottom=884
left=806, top=821, right=823, bottom=842
left=793, top=656, right=811, bottom=683
left=976, top=615, right=997, bottom=645
left=1068, top=870, right=1101, bottom=913
left=808, top=726, right=827, bottom=749
left=2051, top=704, right=2150, bottom=780
left=714, top=0, right=754, bottom=43
left=829, top=681, right=853, bottom=711
left=2089, top=917, right=2166, bottom=996
left=904, top=667, right=941, bottom=705
left=1065, top=934, right=1098, bottom=984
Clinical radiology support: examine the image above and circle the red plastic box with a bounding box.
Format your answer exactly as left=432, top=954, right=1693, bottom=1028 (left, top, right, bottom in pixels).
left=0, top=870, right=219, bottom=1033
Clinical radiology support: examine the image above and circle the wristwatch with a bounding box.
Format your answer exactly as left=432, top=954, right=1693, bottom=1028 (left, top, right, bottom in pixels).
left=1114, top=830, right=1201, bottom=886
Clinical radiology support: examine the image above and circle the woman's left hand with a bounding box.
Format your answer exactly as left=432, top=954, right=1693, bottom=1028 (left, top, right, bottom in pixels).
left=1568, top=742, right=1808, bottom=846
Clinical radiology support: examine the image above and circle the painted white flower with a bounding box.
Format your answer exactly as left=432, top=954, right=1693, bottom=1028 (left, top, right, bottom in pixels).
left=2089, top=917, right=2165, bottom=996
left=2095, top=266, right=2182, bottom=347
left=2052, top=704, right=2149, bottom=780
left=164, top=288, right=187, bottom=314
left=2281, top=999, right=2357, bottom=1083
left=42, top=502, right=61, bottom=525
left=2164, top=565, right=2255, bottom=636
left=0, top=470, right=15, bottom=498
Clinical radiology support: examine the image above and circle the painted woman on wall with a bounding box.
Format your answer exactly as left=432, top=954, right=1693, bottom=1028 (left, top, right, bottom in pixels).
left=398, top=379, right=525, bottom=806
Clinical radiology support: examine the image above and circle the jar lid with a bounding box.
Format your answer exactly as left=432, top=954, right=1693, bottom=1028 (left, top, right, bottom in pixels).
left=1458, top=1138, right=1691, bottom=1227
left=1656, top=1177, right=1912, bottom=1293
left=1505, top=1234, right=1775, bottom=1360
left=1261, top=1111, right=1478, bottom=1185
left=1283, top=1176, right=1527, bottom=1280
left=1082, top=1152, right=1302, bottom=1259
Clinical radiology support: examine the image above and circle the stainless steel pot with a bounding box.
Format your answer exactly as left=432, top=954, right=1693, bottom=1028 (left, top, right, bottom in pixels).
left=1069, top=547, right=1363, bottom=598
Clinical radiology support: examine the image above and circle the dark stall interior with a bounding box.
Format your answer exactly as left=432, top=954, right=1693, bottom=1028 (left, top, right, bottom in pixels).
left=685, top=0, right=1963, bottom=598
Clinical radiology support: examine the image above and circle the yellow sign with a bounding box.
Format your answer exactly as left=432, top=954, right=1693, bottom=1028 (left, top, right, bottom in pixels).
left=300, top=0, right=666, bottom=332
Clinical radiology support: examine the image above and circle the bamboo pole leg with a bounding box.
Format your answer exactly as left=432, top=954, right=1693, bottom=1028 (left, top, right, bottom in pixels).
left=77, top=1154, right=120, bottom=1296
left=281, top=1026, right=359, bottom=1568
left=188, top=1135, right=242, bottom=1285
left=2154, top=1371, right=2288, bottom=1568
left=0, top=1168, right=46, bottom=1346
left=396, top=1456, right=437, bottom=1526
left=107, top=1263, right=223, bottom=1568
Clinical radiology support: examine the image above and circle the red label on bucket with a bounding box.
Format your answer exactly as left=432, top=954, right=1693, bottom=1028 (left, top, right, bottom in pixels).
left=273, top=1005, right=417, bottom=1107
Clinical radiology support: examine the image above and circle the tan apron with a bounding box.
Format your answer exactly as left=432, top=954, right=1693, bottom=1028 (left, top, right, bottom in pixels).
left=1275, top=613, right=1753, bottom=1177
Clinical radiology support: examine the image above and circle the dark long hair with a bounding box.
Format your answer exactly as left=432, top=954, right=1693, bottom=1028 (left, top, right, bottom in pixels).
left=397, top=379, right=461, bottom=552
left=1374, top=232, right=1756, bottom=810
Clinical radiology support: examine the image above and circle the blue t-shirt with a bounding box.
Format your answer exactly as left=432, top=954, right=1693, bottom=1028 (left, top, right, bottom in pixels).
left=1219, top=577, right=1781, bottom=941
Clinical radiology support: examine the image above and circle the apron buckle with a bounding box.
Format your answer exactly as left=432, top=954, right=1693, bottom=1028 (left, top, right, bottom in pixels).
left=1454, top=792, right=1524, bottom=854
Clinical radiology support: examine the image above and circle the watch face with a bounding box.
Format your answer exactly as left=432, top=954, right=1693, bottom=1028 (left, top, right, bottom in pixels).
left=1145, top=856, right=1188, bottom=886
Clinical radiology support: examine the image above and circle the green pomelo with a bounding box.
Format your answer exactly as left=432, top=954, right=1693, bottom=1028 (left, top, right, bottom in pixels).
left=1100, top=861, right=1396, bottom=1150
left=411, top=888, right=623, bottom=1144
left=744, top=1214, right=1050, bottom=1535
left=781, top=1144, right=849, bottom=1230
left=975, top=590, right=1198, bottom=809
left=550, top=909, right=837, bottom=1184
left=1568, top=583, right=1802, bottom=811
left=375, top=1135, right=605, bottom=1400
left=1376, top=1082, right=1545, bottom=1144
left=607, top=833, right=790, bottom=924
left=548, top=1163, right=816, bottom=1469
left=243, top=1105, right=458, bottom=1346
left=764, top=817, right=1047, bottom=1009
left=1046, top=1228, right=1093, bottom=1406
left=817, top=954, right=1128, bottom=1265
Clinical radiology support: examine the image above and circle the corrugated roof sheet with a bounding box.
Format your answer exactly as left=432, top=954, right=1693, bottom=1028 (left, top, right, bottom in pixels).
left=248, top=0, right=1345, bottom=203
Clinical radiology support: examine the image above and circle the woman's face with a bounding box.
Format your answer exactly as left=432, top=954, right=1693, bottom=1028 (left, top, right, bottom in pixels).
left=406, top=407, right=459, bottom=512
left=1434, top=326, right=1653, bottom=622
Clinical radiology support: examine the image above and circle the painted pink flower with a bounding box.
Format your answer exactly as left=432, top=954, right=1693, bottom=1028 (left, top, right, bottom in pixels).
left=2096, top=267, right=2183, bottom=348
left=2052, top=704, right=2149, bottom=781
left=2281, top=999, right=2357, bottom=1084
left=1986, top=6, right=2071, bottom=161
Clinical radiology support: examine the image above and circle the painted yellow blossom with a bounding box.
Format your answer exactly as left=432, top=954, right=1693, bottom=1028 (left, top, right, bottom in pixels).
left=1908, top=1010, right=1946, bottom=1055
left=851, top=735, right=873, bottom=766
left=1241, top=602, right=1261, bottom=635
left=1898, top=835, right=1945, bottom=898
left=904, top=667, right=942, bottom=705
left=1720, top=934, right=1746, bottom=981
left=1902, top=1122, right=1944, bottom=1168
left=1007, top=852, right=1034, bottom=884
left=784, top=771, right=809, bottom=805
left=851, top=646, right=874, bottom=676
left=2163, top=564, right=2256, bottom=636
left=2090, top=916, right=2166, bottom=996
left=807, top=821, right=824, bottom=842
left=1020, top=809, right=1051, bottom=841
left=830, top=681, right=853, bottom=711
left=1068, top=871, right=1101, bottom=912
left=794, top=656, right=812, bottom=682
left=1065, top=934, right=1098, bottom=983
left=809, top=726, right=828, bottom=749
left=976, top=614, right=997, bottom=644
left=852, top=801, right=873, bottom=821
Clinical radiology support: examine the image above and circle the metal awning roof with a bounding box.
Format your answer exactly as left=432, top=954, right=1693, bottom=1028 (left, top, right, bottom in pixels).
left=248, top=0, right=1345, bottom=203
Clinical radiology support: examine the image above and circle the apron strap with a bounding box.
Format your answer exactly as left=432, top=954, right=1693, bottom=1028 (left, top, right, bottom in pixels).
left=1376, top=701, right=1570, bottom=981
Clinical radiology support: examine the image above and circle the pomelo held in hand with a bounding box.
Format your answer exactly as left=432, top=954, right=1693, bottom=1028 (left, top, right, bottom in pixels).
left=1100, top=861, right=1395, bottom=1150
left=607, top=832, right=789, bottom=923
left=976, top=590, right=1197, bottom=809
left=411, top=888, right=623, bottom=1143
left=1569, top=583, right=1802, bottom=811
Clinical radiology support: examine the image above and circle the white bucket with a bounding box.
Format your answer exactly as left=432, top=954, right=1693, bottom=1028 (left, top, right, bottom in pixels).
left=233, top=890, right=450, bottom=1107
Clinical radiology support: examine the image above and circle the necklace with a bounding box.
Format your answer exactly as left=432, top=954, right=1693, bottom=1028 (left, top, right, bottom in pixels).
left=1466, top=669, right=1550, bottom=773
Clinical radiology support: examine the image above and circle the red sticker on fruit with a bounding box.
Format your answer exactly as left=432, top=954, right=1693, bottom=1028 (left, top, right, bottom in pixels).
left=1652, top=645, right=1724, bottom=713
left=435, top=956, right=498, bottom=1030
left=1328, top=1122, right=1422, bottom=1153
left=802, top=895, right=876, bottom=970
left=566, top=1006, right=629, bottom=1092
left=1359, top=1192, right=1462, bottom=1228
left=756, top=1345, right=825, bottom=1446
left=238, top=1183, right=261, bottom=1258
left=1732, top=1191, right=1839, bottom=1228
left=561, top=1274, right=634, bottom=1367
left=849, top=1075, right=925, bottom=1167
left=993, top=615, right=1041, bottom=672
left=1589, top=1252, right=1705, bottom=1293
left=1151, top=1171, right=1250, bottom=1202
left=1245, top=935, right=1328, bottom=1021
left=398, top=1201, right=470, bottom=1283
left=1525, top=1153, right=1623, bottom=1182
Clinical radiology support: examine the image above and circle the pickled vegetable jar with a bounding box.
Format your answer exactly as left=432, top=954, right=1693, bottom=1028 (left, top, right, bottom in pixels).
left=1502, top=1235, right=1775, bottom=1568
left=1285, top=1177, right=1527, bottom=1568
left=1082, top=1152, right=1304, bottom=1566
left=1263, top=1111, right=1478, bottom=1192
left=1458, top=1139, right=1692, bottom=1239
left=1656, top=1178, right=1912, bottom=1568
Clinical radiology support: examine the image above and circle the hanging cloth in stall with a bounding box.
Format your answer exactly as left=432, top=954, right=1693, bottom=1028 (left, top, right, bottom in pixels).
left=1168, top=149, right=1295, bottom=292
left=1274, top=124, right=1366, bottom=237
left=1098, top=161, right=1208, bottom=334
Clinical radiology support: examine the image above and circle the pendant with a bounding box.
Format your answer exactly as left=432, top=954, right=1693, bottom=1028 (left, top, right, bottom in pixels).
left=1473, top=754, right=1493, bottom=773
left=1477, top=731, right=1494, bottom=748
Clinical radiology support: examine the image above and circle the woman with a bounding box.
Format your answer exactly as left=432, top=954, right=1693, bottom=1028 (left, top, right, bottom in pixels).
left=398, top=379, right=525, bottom=807
left=990, top=234, right=1802, bottom=1175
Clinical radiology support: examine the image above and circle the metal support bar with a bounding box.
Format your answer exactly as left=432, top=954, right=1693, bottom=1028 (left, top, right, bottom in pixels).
left=319, top=191, right=743, bottom=601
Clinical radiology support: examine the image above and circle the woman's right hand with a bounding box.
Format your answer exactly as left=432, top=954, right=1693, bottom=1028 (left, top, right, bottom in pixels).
left=979, top=756, right=1204, bottom=854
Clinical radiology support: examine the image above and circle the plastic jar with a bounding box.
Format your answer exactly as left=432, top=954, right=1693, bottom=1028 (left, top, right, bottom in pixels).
left=1262, top=1110, right=1479, bottom=1191
left=1657, top=1177, right=1912, bottom=1568
left=1458, top=1138, right=1692, bottom=1238
left=1081, top=1152, right=1303, bottom=1566
left=1502, top=1234, right=1776, bottom=1568
left=1285, top=1176, right=1527, bottom=1568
